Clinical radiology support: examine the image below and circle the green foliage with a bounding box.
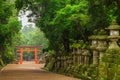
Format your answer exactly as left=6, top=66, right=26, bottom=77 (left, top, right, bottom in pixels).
left=100, top=49, right=120, bottom=80
left=50, top=1, right=88, bottom=52
left=46, top=58, right=55, bottom=71
left=15, top=0, right=120, bottom=54
left=48, top=50, right=55, bottom=57
left=21, top=26, right=48, bottom=49
left=15, top=0, right=89, bottom=53
left=4, top=52, right=15, bottom=64
left=0, top=0, right=21, bottom=64
left=0, top=0, right=12, bottom=24
left=71, top=40, right=83, bottom=49
left=0, top=57, right=5, bottom=67
left=103, top=49, right=120, bottom=65
left=14, top=1, right=120, bottom=79
left=71, top=40, right=89, bottom=49
left=88, top=0, right=120, bottom=31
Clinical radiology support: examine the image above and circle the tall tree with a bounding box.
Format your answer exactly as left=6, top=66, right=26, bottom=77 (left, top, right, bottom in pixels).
left=0, top=0, right=21, bottom=64
left=15, top=0, right=120, bottom=54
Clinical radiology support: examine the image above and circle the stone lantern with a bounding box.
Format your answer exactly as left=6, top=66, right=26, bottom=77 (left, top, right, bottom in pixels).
left=82, top=49, right=90, bottom=66
left=96, top=30, right=107, bottom=61
left=107, top=20, right=120, bottom=49
left=78, top=48, right=82, bottom=65
left=72, top=48, right=78, bottom=65
left=98, top=21, right=120, bottom=80
left=89, top=31, right=99, bottom=65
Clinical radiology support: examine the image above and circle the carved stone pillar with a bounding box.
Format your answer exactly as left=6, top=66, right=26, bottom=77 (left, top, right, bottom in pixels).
left=83, top=49, right=90, bottom=66
left=73, top=48, right=78, bottom=65
left=97, top=39, right=107, bottom=61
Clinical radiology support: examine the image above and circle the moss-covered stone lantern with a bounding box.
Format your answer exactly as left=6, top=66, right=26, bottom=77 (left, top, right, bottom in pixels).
left=98, top=20, right=120, bottom=80
left=82, top=49, right=90, bottom=66
left=107, top=20, right=120, bottom=49
left=96, top=30, right=107, bottom=61
left=89, top=30, right=99, bottom=65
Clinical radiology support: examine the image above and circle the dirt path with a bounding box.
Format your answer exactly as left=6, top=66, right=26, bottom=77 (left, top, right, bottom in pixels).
left=0, top=61, right=80, bottom=80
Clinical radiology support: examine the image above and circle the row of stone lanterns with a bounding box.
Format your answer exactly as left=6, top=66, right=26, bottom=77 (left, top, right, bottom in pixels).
left=72, top=48, right=91, bottom=66
left=52, top=20, right=120, bottom=70
left=89, top=20, right=120, bottom=65
left=89, top=29, right=108, bottom=65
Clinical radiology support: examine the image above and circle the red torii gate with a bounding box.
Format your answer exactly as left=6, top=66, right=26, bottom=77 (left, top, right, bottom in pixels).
left=16, top=46, right=41, bottom=64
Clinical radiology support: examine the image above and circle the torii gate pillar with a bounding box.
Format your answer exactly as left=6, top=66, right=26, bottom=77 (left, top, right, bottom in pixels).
left=19, top=48, right=23, bottom=64
left=34, top=48, right=38, bottom=64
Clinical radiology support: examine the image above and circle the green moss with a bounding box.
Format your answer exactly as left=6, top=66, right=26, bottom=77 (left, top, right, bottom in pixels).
left=46, top=58, right=55, bottom=71
left=0, top=65, right=3, bottom=70
left=0, top=58, right=5, bottom=66
left=98, top=29, right=107, bottom=35
left=99, top=49, right=120, bottom=80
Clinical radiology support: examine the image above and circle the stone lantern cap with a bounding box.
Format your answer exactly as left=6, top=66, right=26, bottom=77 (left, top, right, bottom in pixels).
left=89, top=35, right=107, bottom=40
left=106, top=20, right=120, bottom=39
left=97, top=36, right=107, bottom=40
left=106, top=20, right=120, bottom=30
left=89, top=35, right=98, bottom=40
left=108, top=36, right=120, bottom=39
left=89, top=29, right=107, bottom=40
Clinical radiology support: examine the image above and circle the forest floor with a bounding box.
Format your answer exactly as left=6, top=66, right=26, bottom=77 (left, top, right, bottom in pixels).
left=0, top=61, right=80, bottom=80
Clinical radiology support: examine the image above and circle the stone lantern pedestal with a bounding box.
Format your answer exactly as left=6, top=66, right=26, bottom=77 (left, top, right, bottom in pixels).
left=73, top=48, right=78, bottom=65
left=75, top=48, right=82, bottom=65
left=81, top=49, right=85, bottom=65
left=82, top=49, right=90, bottom=66
left=78, top=48, right=82, bottom=65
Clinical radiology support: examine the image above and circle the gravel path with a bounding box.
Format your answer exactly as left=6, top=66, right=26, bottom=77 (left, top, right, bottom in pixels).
left=0, top=61, right=80, bottom=80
